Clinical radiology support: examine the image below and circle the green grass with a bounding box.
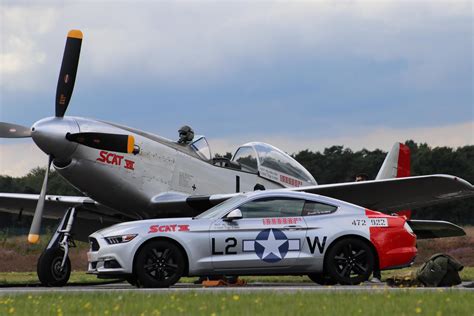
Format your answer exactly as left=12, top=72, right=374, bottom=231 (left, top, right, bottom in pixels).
left=0, top=267, right=473, bottom=285
left=0, top=291, right=473, bottom=316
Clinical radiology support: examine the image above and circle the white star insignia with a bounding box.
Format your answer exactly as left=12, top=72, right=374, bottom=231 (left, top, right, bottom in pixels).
left=256, top=229, right=287, bottom=259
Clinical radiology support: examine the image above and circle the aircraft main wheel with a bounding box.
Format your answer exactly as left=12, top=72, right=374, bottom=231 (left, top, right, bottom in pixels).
left=37, top=247, right=71, bottom=287
left=135, top=240, right=185, bottom=288
left=307, top=273, right=337, bottom=285
left=325, top=238, right=374, bottom=285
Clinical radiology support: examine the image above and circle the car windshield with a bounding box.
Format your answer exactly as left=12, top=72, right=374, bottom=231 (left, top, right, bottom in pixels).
left=194, top=194, right=248, bottom=219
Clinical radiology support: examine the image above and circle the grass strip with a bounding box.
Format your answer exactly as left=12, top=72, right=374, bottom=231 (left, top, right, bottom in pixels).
left=0, top=291, right=473, bottom=316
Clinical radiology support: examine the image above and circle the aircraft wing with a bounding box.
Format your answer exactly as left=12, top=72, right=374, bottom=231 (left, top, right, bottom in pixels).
left=147, top=174, right=473, bottom=216
left=0, top=193, right=138, bottom=242
left=292, top=174, right=474, bottom=212
left=0, top=193, right=133, bottom=222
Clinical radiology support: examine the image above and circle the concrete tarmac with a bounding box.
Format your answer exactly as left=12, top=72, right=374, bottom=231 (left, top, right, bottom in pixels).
left=0, top=281, right=472, bottom=294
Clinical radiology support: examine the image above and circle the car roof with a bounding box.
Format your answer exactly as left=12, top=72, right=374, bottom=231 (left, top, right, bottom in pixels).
left=241, top=190, right=346, bottom=206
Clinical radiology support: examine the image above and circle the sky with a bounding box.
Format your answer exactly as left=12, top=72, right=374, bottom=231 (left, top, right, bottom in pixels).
left=0, top=0, right=473, bottom=176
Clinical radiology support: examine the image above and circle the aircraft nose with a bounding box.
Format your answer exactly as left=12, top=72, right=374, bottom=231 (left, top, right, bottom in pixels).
left=31, top=117, right=79, bottom=159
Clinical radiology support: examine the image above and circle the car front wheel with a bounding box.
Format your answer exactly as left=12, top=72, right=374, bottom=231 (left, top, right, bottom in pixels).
left=135, top=240, right=185, bottom=288
left=325, top=238, right=374, bottom=285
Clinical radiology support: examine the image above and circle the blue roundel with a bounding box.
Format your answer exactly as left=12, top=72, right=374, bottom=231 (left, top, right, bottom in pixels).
left=254, top=228, right=289, bottom=263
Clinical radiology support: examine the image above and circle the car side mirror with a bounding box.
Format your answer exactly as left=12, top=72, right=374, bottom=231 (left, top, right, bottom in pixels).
left=224, top=209, right=242, bottom=222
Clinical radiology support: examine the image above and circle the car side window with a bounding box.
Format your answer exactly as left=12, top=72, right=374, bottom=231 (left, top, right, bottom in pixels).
left=238, top=198, right=305, bottom=218
left=302, top=201, right=337, bottom=216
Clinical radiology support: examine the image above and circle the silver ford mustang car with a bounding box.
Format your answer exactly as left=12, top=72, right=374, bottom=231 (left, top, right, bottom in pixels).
left=87, top=190, right=417, bottom=287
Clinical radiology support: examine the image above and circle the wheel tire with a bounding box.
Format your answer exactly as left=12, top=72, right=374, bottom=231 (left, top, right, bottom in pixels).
left=307, top=273, right=337, bottom=285
left=125, top=276, right=139, bottom=287
left=326, top=238, right=374, bottom=285
left=135, top=240, right=185, bottom=288
left=37, top=247, right=71, bottom=287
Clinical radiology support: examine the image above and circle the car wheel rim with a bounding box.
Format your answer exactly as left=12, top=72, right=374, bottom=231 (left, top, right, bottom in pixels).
left=333, top=243, right=368, bottom=280
left=143, top=247, right=179, bottom=281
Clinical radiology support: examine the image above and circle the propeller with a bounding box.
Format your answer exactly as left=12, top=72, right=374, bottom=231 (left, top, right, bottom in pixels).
left=0, top=122, right=31, bottom=138
left=66, top=132, right=138, bottom=154
left=26, top=30, right=83, bottom=244
left=28, top=156, right=52, bottom=244
left=56, top=30, right=83, bottom=118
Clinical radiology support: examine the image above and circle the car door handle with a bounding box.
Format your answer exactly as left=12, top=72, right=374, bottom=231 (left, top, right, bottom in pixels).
left=283, top=225, right=304, bottom=230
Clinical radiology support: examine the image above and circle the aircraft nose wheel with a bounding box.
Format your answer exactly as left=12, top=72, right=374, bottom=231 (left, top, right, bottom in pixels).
left=37, top=247, right=71, bottom=287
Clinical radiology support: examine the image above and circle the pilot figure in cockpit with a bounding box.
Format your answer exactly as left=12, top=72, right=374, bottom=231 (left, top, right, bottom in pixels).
left=177, top=125, right=194, bottom=144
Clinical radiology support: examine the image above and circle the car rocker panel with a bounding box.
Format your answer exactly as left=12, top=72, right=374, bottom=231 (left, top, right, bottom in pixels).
left=87, top=191, right=417, bottom=286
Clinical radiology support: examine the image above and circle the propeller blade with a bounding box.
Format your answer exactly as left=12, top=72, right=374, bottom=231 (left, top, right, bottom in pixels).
left=66, top=132, right=137, bottom=154
left=28, top=156, right=52, bottom=244
left=0, top=122, right=31, bottom=138
left=55, top=30, right=83, bottom=118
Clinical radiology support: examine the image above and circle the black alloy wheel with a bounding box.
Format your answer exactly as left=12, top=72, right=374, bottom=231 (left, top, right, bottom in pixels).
left=135, top=240, right=185, bottom=288
left=307, top=273, right=337, bottom=285
left=326, top=238, right=374, bottom=285
left=37, top=247, right=71, bottom=287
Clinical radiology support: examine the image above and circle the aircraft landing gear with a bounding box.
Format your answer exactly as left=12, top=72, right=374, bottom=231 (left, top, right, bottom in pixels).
left=37, top=207, right=77, bottom=287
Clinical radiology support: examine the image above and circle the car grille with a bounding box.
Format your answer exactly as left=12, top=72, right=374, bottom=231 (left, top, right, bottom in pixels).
left=89, top=237, right=100, bottom=251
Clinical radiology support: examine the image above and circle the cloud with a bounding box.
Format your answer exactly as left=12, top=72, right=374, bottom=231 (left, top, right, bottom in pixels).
left=1, top=1, right=471, bottom=89
left=209, top=121, right=474, bottom=155
left=0, top=141, right=48, bottom=177
left=0, top=6, right=59, bottom=91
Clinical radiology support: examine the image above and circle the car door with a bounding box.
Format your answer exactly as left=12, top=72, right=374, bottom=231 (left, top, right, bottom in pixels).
left=298, top=199, right=339, bottom=267
left=210, top=197, right=307, bottom=271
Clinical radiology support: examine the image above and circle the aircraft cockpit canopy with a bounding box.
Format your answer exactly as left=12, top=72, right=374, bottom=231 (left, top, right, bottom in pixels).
left=190, top=136, right=212, bottom=161
left=232, top=142, right=317, bottom=187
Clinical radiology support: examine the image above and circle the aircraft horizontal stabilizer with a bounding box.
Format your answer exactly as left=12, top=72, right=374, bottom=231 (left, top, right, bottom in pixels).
left=293, top=174, right=474, bottom=212
left=407, top=220, right=466, bottom=239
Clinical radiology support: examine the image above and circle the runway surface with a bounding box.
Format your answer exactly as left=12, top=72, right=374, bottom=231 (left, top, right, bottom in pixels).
left=0, top=281, right=472, bottom=294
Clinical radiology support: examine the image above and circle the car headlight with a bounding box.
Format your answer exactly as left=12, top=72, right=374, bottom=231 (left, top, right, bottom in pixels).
left=104, top=234, right=137, bottom=244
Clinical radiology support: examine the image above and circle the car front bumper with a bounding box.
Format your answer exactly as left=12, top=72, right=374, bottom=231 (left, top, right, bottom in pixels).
left=87, top=233, right=136, bottom=276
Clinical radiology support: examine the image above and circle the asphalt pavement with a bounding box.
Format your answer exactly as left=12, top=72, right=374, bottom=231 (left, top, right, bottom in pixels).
left=0, top=281, right=472, bottom=294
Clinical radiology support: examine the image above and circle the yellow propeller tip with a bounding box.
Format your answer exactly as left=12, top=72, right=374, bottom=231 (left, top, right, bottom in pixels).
left=28, top=234, right=40, bottom=244
left=68, top=29, right=83, bottom=39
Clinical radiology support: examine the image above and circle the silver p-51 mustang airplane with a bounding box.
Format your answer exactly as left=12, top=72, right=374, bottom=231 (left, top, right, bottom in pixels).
left=1, top=30, right=473, bottom=286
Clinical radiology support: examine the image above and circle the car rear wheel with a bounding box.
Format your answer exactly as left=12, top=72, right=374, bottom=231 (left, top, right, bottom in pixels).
left=135, top=240, right=185, bottom=288
left=307, top=273, right=337, bottom=285
left=326, top=238, right=374, bottom=285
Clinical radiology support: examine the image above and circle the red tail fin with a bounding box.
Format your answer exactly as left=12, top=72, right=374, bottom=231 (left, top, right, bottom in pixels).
left=396, top=143, right=412, bottom=219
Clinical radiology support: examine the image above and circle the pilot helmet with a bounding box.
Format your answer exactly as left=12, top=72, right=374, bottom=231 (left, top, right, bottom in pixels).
left=178, top=125, right=194, bottom=143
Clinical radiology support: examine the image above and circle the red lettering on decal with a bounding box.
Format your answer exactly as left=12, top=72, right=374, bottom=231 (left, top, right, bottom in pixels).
left=178, top=225, right=190, bottom=231
left=97, top=151, right=107, bottom=162
left=148, top=225, right=159, bottom=233
left=149, top=224, right=190, bottom=233
left=124, top=159, right=135, bottom=170
left=106, top=153, right=114, bottom=164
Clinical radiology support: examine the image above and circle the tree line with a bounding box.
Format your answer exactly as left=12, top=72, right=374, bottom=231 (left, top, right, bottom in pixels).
left=0, top=140, right=472, bottom=226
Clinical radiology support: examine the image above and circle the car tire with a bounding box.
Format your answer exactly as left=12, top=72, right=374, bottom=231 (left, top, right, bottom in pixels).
left=37, top=247, right=71, bottom=287
left=307, top=273, right=337, bottom=285
left=134, top=240, right=185, bottom=288
left=325, top=238, right=374, bottom=285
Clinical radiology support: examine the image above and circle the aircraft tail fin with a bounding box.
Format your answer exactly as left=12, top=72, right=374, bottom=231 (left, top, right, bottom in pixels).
left=376, top=142, right=411, bottom=180
left=376, top=142, right=412, bottom=218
